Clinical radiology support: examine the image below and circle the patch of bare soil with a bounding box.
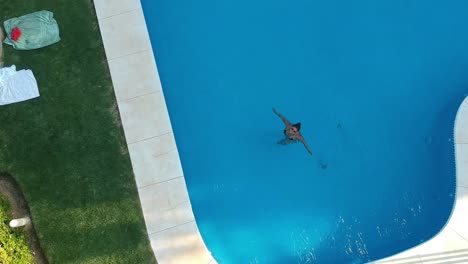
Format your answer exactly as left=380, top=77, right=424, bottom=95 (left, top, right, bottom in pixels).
left=0, top=173, right=48, bottom=264
left=0, top=27, right=4, bottom=67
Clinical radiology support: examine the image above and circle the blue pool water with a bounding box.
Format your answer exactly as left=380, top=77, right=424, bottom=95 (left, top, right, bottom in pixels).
left=141, top=1, right=467, bottom=263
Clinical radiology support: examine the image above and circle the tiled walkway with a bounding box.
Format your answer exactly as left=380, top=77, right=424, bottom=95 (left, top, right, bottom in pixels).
left=93, top=1, right=468, bottom=263
left=93, top=1, right=215, bottom=263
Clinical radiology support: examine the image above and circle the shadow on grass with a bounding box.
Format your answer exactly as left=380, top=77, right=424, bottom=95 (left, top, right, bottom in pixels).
left=0, top=172, right=48, bottom=264
left=42, top=221, right=152, bottom=263
left=25, top=188, right=155, bottom=263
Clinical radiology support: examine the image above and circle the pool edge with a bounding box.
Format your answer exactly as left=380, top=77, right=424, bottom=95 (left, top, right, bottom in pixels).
left=92, top=1, right=217, bottom=263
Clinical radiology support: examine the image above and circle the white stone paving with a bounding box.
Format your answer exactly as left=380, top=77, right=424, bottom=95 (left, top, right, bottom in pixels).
left=98, top=8, right=151, bottom=59
left=108, top=50, right=162, bottom=101
left=94, top=0, right=468, bottom=263
left=93, top=0, right=215, bottom=263
left=118, top=92, right=172, bottom=144
left=373, top=97, right=468, bottom=264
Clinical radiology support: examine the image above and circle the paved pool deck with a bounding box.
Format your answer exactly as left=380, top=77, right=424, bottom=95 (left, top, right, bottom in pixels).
left=92, top=1, right=468, bottom=263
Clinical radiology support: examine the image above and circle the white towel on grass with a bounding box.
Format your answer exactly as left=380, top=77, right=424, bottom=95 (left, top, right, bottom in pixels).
left=0, top=65, right=39, bottom=105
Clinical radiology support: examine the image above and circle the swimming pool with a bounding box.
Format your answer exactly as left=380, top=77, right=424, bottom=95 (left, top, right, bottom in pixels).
left=141, top=0, right=467, bottom=263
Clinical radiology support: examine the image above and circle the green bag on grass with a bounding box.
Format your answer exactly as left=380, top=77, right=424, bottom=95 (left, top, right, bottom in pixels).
left=3, top=10, right=60, bottom=50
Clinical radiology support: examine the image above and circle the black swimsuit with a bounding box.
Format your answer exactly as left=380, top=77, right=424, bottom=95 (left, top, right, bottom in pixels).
left=284, top=129, right=295, bottom=141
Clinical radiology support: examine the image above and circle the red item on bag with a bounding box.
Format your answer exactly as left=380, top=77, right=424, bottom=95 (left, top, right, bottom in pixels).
left=11, top=27, right=22, bottom=41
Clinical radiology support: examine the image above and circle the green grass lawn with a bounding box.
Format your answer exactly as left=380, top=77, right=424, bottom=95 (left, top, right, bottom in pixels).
left=0, top=1, right=156, bottom=263
left=0, top=195, right=33, bottom=264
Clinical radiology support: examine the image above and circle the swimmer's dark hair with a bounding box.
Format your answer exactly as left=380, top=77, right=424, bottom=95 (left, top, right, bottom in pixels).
left=293, top=122, right=301, bottom=131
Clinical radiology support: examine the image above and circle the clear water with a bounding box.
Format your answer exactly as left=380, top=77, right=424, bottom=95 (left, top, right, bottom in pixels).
left=141, top=0, right=467, bottom=263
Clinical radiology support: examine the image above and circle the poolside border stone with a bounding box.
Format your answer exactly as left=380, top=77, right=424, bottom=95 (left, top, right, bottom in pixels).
left=93, top=1, right=216, bottom=263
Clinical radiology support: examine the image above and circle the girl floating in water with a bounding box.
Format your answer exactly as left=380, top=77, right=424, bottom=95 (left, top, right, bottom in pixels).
left=273, top=108, right=313, bottom=155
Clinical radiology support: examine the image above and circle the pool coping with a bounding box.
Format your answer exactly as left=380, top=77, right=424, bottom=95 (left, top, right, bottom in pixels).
left=92, top=1, right=468, bottom=263
left=92, top=1, right=216, bottom=263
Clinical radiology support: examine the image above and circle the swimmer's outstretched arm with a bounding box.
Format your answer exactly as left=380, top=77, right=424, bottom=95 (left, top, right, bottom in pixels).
left=273, top=108, right=292, bottom=127
left=298, top=135, right=313, bottom=155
